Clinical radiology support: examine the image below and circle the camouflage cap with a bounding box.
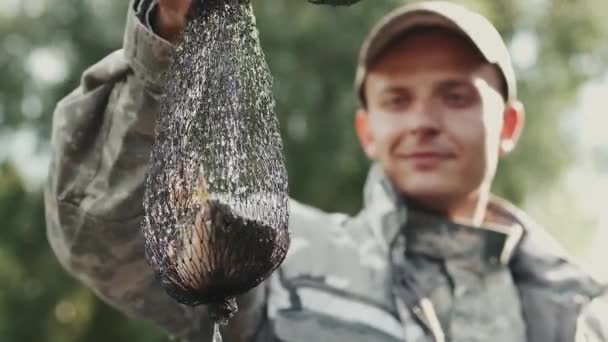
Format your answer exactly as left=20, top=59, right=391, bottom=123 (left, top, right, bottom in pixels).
left=355, top=1, right=517, bottom=106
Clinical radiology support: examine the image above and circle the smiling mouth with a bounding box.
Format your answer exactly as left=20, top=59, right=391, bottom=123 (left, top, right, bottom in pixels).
left=397, top=152, right=454, bottom=168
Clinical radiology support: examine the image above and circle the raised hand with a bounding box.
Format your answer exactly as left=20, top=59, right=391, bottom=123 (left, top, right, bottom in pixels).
left=156, top=0, right=193, bottom=43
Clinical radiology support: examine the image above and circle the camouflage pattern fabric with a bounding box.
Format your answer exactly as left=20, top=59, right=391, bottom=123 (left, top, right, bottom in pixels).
left=45, top=0, right=608, bottom=341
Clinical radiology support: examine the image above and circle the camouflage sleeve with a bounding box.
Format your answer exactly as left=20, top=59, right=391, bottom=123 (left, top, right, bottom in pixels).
left=44, top=1, right=267, bottom=340
left=576, top=290, right=608, bottom=341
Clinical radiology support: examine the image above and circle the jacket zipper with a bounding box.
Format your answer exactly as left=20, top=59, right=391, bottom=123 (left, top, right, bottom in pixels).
left=395, top=296, right=446, bottom=342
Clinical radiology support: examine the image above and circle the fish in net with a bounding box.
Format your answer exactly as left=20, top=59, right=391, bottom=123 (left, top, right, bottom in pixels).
left=142, top=0, right=365, bottom=336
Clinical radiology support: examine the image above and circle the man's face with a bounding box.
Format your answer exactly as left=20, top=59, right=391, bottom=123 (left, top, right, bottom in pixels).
left=356, top=28, right=523, bottom=210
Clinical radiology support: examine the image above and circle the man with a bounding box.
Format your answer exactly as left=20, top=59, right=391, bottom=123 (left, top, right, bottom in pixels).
left=45, top=0, right=608, bottom=341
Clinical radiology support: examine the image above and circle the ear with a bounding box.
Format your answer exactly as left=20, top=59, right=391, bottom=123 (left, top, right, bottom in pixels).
left=355, top=108, right=378, bottom=159
left=499, top=101, right=525, bottom=156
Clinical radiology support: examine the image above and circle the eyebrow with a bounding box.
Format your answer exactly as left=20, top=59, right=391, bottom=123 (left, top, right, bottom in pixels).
left=436, top=79, right=474, bottom=90
left=378, top=78, right=473, bottom=95
left=377, top=85, right=411, bottom=95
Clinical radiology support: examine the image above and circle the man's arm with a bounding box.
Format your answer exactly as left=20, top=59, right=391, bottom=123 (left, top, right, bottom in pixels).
left=44, top=1, right=266, bottom=340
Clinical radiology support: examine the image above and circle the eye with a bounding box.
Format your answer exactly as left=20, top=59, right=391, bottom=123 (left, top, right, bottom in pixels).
left=381, top=94, right=411, bottom=111
left=442, top=88, right=476, bottom=108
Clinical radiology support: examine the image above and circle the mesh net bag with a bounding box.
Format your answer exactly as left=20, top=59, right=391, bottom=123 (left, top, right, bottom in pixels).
left=142, top=0, right=290, bottom=322
left=142, top=0, right=364, bottom=331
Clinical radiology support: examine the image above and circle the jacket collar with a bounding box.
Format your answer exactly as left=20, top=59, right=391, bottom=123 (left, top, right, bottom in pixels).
left=361, top=164, right=522, bottom=263
left=498, top=197, right=606, bottom=299
left=361, top=163, right=405, bottom=252
left=361, top=164, right=605, bottom=299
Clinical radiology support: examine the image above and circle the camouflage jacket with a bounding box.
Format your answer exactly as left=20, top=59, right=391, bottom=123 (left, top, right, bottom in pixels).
left=45, top=1, right=608, bottom=341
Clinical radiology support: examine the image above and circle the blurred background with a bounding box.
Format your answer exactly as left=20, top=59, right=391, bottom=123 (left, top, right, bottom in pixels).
left=1, top=0, right=607, bottom=341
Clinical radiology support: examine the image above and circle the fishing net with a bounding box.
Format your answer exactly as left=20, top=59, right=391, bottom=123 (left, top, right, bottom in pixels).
left=143, top=0, right=289, bottom=323
left=142, top=0, right=364, bottom=334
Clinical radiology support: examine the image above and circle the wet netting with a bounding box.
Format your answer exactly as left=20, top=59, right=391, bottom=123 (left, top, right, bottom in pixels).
left=142, top=0, right=362, bottom=339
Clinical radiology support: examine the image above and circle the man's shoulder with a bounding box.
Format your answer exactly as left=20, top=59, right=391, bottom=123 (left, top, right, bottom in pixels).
left=288, top=199, right=354, bottom=238
left=495, top=197, right=608, bottom=339
left=265, top=200, right=400, bottom=342
left=282, top=199, right=389, bottom=291
left=286, top=199, right=366, bottom=260
left=286, top=199, right=381, bottom=256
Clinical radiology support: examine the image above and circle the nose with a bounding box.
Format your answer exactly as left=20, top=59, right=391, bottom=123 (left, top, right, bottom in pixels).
left=407, top=99, right=440, bottom=138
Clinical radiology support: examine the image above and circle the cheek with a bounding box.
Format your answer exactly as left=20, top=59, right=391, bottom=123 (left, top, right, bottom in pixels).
left=369, top=114, right=403, bottom=154
left=451, top=110, right=503, bottom=182
left=451, top=100, right=503, bottom=150
left=482, top=109, right=505, bottom=154
left=449, top=111, right=485, bottom=146
left=477, top=86, right=507, bottom=151
left=448, top=112, right=494, bottom=166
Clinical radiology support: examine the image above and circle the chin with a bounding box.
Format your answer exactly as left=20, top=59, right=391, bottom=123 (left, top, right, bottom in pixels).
left=393, top=177, right=467, bottom=209
left=401, top=187, right=456, bottom=203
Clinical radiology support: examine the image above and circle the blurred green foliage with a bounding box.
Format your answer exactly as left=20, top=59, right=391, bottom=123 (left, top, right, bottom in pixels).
left=0, top=0, right=607, bottom=341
